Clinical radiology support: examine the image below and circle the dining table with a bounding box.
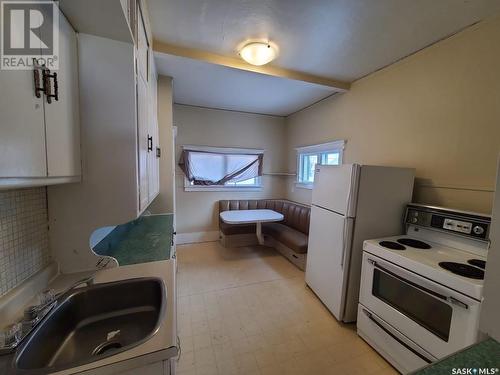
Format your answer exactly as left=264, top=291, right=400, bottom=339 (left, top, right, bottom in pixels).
left=219, top=209, right=284, bottom=245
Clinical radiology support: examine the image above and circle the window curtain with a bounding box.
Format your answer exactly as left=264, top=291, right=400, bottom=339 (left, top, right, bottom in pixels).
left=178, top=149, right=263, bottom=185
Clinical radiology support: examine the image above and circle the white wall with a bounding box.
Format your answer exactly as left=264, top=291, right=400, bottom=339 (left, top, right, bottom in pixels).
left=174, top=105, right=287, bottom=235
left=48, top=34, right=137, bottom=273
left=285, top=15, right=500, bottom=214
left=149, top=76, right=175, bottom=214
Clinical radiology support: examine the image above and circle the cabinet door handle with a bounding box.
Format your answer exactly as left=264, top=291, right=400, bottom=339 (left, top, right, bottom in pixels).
left=147, top=135, right=153, bottom=151
left=43, top=69, right=59, bottom=104
left=33, top=60, right=44, bottom=98
left=156, top=147, right=161, bottom=158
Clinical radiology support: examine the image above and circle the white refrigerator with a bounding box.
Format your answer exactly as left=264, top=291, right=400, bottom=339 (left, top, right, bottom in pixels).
left=305, top=164, right=415, bottom=322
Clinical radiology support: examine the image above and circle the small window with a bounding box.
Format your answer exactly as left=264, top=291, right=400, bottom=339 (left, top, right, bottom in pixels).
left=296, top=140, right=344, bottom=188
left=179, top=146, right=264, bottom=191
left=225, top=177, right=260, bottom=187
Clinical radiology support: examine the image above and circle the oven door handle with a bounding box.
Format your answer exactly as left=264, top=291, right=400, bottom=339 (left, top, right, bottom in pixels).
left=448, top=296, right=469, bottom=309
left=362, top=308, right=435, bottom=364
left=367, top=258, right=469, bottom=309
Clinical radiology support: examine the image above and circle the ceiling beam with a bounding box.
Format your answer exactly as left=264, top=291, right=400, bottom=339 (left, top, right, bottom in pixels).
left=153, top=40, right=351, bottom=91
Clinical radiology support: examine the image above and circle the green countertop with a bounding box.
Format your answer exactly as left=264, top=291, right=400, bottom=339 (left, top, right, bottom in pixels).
left=413, top=338, right=500, bottom=374
left=93, top=214, right=175, bottom=266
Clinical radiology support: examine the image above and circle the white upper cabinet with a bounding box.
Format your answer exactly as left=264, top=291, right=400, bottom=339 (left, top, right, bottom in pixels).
left=137, top=71, right=150, bottom=212
left=0, top=8, right=46, bottom=178
left=136, top=1, right=160, bottom=211
left=137, top=5, right=149, bottom=83
left=44, top=10, right=81, bottom=178
left=0, top=66, right=47, bottom=178
left=148, top=55, right=160, bottom=201
left=0, top=6, right=81, bottom=187
left=137, top=4, right=150, bottom=212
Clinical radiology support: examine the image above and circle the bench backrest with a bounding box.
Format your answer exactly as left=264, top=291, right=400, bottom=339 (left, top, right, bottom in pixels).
left=219, top=199, right=311, bottom=235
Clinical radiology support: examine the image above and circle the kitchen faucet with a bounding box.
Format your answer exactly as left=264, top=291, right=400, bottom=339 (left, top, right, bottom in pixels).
left=0, top=274, right=95, bottom=354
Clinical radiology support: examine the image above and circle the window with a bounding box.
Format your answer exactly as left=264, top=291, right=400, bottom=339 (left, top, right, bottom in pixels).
left=296, top=140, right=344, bottom=188
left=179, top=146, right=264, bottom=191
left=225, top=177, right=259, bottom=187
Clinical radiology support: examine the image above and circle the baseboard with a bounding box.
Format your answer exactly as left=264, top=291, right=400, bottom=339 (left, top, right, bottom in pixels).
left=176, top=230, right=220, bottom=244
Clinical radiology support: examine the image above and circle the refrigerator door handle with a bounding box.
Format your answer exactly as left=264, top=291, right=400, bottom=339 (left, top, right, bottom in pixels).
left=341, top=219, right=347, bottom=268
left=345, top=165, right=354, bottom=217
left=346, top=164, right=360, bottom=217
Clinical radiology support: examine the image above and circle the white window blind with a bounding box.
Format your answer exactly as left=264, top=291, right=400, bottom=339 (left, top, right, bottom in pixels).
left=179, top=145, right=264, bottom=191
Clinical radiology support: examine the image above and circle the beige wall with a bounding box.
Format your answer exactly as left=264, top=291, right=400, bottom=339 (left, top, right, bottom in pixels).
left=150, top=76, right=175, bottom=214
left=285, top=15, right=500, bottom=213
left=174, top=105, right=287, bottom=234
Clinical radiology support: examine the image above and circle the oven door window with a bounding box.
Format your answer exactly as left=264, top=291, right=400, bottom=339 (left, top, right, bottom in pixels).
left=372, top=269, right=452, bottom=341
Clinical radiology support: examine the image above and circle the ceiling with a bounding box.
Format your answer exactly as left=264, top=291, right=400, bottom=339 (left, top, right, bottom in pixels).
left=155, top=52, right=337, bottom=116
left=149, top=0, right=500, bottom=116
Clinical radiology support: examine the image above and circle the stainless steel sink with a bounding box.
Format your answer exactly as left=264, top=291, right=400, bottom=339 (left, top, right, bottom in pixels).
left=13, top=277, right=165, bottom=374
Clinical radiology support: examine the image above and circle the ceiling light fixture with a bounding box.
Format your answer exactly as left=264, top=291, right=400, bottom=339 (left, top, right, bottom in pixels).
left=238, top=41, right=278, bottom=66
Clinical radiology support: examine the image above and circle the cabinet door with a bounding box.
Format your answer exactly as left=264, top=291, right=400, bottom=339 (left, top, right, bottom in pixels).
left=43, top=9, right=81, bottom=177
left=147, top=56, right=160, bottom=201
left=0, top=11, right=46, bottom=178
left=136, top=4, right=149, bottom=83
left=117, top=361, right=165, bottom=375
left=137, top=72, right=149, bottom=212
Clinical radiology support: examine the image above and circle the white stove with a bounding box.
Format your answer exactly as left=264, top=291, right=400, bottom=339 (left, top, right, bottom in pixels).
left=363, top=235, right=486, bottom=301
left=357, top=204, right=491, bottom=374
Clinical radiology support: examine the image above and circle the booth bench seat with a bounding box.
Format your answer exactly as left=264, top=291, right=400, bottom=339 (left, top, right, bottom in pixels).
left=218, top=199, right=310, bottom=270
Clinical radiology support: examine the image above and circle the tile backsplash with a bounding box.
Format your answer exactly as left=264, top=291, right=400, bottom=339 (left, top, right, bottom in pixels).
left=0, top=188, right=51, bottom=297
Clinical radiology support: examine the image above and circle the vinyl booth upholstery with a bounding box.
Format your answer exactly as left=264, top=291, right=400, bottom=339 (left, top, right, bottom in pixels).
left=218, top=199, right=310, bottom=270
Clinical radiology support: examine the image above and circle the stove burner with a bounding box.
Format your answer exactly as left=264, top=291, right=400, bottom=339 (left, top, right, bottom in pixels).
left=439, top=262, right=485, bottom=280
left=467, top=259, right=486, bottom=270
left=397, top=238, right=432, bottom=249
left=379, top=241, right=406, bottom=250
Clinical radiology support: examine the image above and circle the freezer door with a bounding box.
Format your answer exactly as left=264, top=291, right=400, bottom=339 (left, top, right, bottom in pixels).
left=305, top=205, right=353, bottom=321
left=312, top=164, right=360, bottom=217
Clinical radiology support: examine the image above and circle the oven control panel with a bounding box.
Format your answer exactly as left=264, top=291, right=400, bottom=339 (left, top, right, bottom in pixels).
left=442, top=218, right=472, bottom=234
left=405, top=204, right=490, bottom=240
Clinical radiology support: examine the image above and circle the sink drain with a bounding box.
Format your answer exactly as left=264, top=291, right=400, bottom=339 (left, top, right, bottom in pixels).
left=92, top=340, right=123, bottom=356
